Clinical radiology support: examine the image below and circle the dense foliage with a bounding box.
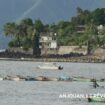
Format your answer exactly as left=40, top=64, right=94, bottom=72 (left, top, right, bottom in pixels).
left=3, top=7, right=105, bottom=55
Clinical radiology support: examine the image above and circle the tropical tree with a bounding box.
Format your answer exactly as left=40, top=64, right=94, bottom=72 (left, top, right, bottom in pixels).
left=34, top=19, right=44, bottom=33
left=92, top=8, right=105, bottom=25
left=19, top=18, right=34, bottom=49
left=97, top=27, right=105, bottom=48
left=84, top=20, right=98, bottom=54
left=3, top=22, right=22, bottom=47
left=4, top=22, right=16, bottom=37
left=71, top=7, right=92, bottom=25
left=31, top=19, right=44, bottom=56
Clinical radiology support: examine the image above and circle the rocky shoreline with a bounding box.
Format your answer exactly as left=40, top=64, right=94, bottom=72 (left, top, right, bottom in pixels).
left=0, top=50, right=105, bottom=63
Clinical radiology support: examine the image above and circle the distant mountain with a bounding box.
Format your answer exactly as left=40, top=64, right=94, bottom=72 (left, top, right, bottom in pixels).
left=1, top=0, right=105, bottom=48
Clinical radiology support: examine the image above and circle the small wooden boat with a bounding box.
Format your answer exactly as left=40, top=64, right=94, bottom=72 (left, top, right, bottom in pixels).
left=0, top=77, right=3, bottom=80
left=88, top=96, right=105, bottom=103
left=73, top=76, right=91, bottom=82
left=58, top=76, right=72, bottom=81
left=16, top=75, right=26, bottom=81
left=12, top=77, right=20, bottom=81
left=25, top=76, right=36, bottom=81
left=46, top=77, right=58, bottom=81
left=37, top=62, right=63, bottom=70
left=100, top=78, right=105, bottom=82
left=35, top=76, right=58, bottom=81
left=5, top=76, right=20, bottom=81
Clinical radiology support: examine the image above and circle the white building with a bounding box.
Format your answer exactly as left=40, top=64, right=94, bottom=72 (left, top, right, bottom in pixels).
left=50, top=41, right=57, bottom=49
left=39, top=32, right=58, bottom=55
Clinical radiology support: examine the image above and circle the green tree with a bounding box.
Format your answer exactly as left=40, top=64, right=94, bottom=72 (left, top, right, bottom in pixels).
left=32, top=19, right=44, bottom=56
left=84, top=21, right=98, bottom=54
left=34, top=19, right=44, bottom=33
left=56, top=21, right=75, bottom=45
left=19, top=18, right=35, bottom=50
left=92, top=8, right=105, bottom=25
left=71, top=7, right=91, bottom=25
left=4, top=22, right=16, bottom=37
left=3, top=22, right=22, bottom=47
left=98, top=27, right=105, bottom=48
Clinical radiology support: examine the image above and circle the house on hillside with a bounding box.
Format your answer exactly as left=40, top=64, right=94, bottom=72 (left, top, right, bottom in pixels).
left=76, top=25, right=86, bottom=34
left=76, top=25, right=104, bottom=34
left=39, top=32, right=58, bottom=55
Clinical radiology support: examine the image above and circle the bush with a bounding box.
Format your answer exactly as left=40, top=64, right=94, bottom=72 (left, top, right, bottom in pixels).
left=8, top=40, right=19, bottom=47
left=23, top=46, right=29, bottom=51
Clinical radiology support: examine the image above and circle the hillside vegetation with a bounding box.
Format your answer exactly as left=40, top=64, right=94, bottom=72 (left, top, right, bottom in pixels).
left=3, top=7, right=105, bottom=55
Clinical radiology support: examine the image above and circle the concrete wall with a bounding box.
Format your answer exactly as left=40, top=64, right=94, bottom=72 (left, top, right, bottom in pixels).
left=94, top=48, right=105, bottom=56
left=41, top=49, right=57, bottom=55
left=8, top=46, right=88, bottom=55
left=58, top=46, right=87, bottom=55
left=8, top=47, right=33, bottom=55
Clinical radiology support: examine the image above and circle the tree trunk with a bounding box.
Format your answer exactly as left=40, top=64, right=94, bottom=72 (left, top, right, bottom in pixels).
left=87, top=40, right=92, bottom=55
left=17, top=34, right=20, bottom=47
left=33, top=32, right=40, bottom=57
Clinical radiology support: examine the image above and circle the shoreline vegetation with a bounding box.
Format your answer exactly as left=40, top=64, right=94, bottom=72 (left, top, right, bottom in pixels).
left=0, top=50, right=105, bottom=63
left=3, top=7, right=105, bottom=62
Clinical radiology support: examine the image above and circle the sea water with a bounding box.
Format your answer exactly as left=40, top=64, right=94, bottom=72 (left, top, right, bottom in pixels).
left=0, top=61, right=105, bottom=105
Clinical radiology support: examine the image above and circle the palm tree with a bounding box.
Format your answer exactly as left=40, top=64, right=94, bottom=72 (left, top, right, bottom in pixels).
left=84, top=20, right=98, bottom=55
left=4, top=22, right=17, bottom=37
left=98, top=27, right=105, bottom=48
left=3, top=22, right=22, bottom=47
left=4, top=18, right=44, bottom=56
left=32, top=19, right=44, bottom=56
left=19, top=18, right=34, bottom=48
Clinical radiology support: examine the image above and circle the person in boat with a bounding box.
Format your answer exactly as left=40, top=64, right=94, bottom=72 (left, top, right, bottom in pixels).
left=58, top=66, right=63, bottom=70
left=92, top=79, right=99, bottom=88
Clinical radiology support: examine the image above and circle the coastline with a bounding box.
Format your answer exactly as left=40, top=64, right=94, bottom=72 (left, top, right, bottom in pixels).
left=0, top=50, right=105, bottom=63
left=0, top=56, right=105, bottom=63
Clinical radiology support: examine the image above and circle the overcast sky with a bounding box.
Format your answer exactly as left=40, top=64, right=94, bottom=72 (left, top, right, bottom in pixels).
left=1, top=0, right=105, bottom=48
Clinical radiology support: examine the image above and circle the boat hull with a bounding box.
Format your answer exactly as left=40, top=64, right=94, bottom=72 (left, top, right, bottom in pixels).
left=37, top=63, right=63, bottom=70
left=88, top=97, right=105, bottom=103
left=73, top=77, right=91, bottom=82
left=38, top=66, right=60, bottom=70
left=35, top=76, right=58, bottom=81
